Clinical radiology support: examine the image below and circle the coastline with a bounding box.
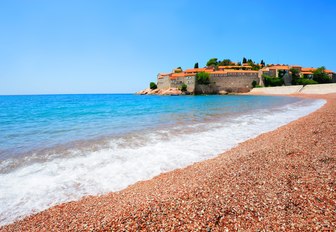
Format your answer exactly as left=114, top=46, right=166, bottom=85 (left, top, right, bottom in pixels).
left=1, top=93, right=336, bottom=231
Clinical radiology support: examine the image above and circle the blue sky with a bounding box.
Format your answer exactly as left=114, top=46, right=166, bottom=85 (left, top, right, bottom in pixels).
left=0, top=0, right=335, bottom=94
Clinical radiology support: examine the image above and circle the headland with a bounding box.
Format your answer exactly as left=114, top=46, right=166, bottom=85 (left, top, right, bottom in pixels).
left=138, top=58, right=336, bottom=95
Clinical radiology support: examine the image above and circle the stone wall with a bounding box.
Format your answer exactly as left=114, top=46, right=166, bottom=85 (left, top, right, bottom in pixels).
left=210, top=73, right=259, bottom=93
left=165, top=76, right=196, bottom=93
left=157, top=76, right=170, bottom=89
left=194, top=84, right=218, bottom=94
left=157, top=72, right=260, bottom=94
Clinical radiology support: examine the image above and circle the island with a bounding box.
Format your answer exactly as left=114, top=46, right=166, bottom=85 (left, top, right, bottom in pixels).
left=137, top=57, right=336, bottom=95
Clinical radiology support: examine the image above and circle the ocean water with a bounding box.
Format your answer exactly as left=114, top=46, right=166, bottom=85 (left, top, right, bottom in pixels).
left=0, top=94, right=325, bottom=225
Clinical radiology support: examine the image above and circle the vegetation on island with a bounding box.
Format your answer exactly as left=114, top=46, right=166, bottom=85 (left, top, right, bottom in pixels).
left=313, top=67, right=332, bottom=83
left=206, top=58, right=219, bottom=67
left=180, top=83, right=188, bottom=92
left=174, top=67, right=183, bottom=73
left=150, top=82, right=157, bottom=90
left=263, top=74, right=284, bottom=87
left=290, top=68, right=300, bottom=85
left=196, top=72, right=210, bottom=85
left=205, top=57, right=264, bottom=71
left=252, top=80, right=257, bottom=88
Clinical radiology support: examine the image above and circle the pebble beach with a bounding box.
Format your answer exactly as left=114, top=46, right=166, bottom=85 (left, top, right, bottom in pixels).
left=1, top=93, right=335, bottom=231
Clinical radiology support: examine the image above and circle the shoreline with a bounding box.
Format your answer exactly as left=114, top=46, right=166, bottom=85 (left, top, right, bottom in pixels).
left=1, top=93, right=335, bottom=231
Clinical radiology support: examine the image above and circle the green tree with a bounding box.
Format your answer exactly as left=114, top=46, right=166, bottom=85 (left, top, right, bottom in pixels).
left=296, top=78, right=318, bottom=85
left=218, top=59, right=232, bottom=66
left=263, top=74, right=284, bottom=87
left=290, top=68, right=300, bottom=85
left=278, top=70, right=286, bottom=78
left=206, top=58, right=218, bottom=67
left=242, top=57, right=247, bottom=63
left=260, top=60, right=265, bottom=66
left=174, top=67, right=182, bottom=73
left=180, top=83, right=187, bottom=91
left=252, top=80, right=257, bottom=88
left=149, top=82, right=157, bottom=90
left=194, top=62, right=199, bottom=68
left=196, top=72, right=210, bottom=85
left=313, top=66, right=332, bottom=83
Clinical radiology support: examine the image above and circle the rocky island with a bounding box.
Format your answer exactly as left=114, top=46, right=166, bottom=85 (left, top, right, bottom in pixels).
left=138, top=58, right=336, bottom=95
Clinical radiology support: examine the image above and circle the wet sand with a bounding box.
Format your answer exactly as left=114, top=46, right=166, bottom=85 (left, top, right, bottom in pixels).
left=1, top=94, right=335, bottom=231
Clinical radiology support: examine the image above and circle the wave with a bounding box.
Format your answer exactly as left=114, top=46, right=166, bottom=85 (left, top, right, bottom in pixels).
left=0, top=98, right=326, bottom=226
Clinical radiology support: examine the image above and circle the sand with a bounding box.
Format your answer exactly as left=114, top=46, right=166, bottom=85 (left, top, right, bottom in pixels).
left=1, top=94, right=335, bottom=231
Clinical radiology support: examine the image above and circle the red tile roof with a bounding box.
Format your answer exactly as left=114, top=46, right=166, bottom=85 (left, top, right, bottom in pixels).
left=268, top=65, right=289, bottom=70
left=301, top=68, right=316, bottom=72
left=184, top=68, right=206, bottom=73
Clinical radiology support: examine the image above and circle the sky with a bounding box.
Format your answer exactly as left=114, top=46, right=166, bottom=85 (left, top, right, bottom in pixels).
left=0, top=0, right=335, bottom=95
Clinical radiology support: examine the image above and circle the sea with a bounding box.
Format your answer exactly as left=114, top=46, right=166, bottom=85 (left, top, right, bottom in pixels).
left=0, top=94, right=325, bottom=226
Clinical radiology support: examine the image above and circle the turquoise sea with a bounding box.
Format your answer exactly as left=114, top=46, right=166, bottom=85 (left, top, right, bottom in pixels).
left=0, top=94, right=325, bottom=225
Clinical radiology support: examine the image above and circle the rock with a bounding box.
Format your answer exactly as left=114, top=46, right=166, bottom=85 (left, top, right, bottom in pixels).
left=162, top=88, right=182, bottom=95
left=136, top=88, right=182, bottom=96
left=219, top=90, right=228, bottom=95
left=136, top=88, right=152, bottom=95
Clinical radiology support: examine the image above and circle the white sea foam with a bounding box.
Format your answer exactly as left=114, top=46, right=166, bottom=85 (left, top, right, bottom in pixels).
left=0, top=99, right=326, bottom=226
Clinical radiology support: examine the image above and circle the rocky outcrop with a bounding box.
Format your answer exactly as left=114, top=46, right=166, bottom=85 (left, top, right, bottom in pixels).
left=136, top=88, right=183, bottom=96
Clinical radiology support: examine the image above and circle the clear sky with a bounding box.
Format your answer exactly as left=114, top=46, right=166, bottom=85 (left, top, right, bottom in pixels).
left=0, top=0, right=335, bottom=95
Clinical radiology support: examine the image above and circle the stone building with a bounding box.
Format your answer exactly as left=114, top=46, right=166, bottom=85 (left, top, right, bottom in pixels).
left=156, top=67, right=260, bottom=94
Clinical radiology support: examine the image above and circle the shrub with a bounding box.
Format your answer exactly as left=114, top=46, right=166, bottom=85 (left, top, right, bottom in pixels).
left=149, top=82, right=157, bottom=90
left=290, top=68, right=300, bottom=85
left=313, top=67, right=332, bottom=83
left=296, top=78, right=318, bottom=85
left=252, top=80, right=257, bottom=88
left=206, top=58, right=218, bottom=67
left=263, top=74, right=284, bottom=87
left=196, top=72, right=210, bottom=85
left=180, top=83, right=187, bottom=92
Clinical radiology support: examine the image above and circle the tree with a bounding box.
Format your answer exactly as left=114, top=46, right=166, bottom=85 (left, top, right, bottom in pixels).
left=278, top=70, right=286, bottom=78
left=196, top=72, right=210, bottom=85
left=260, top=60, right=265, bottom=66
left=149, top=82, right=157, bottom=90
left=218, top=59, right=232, bottom=66
left=313, top=66, right=332, bottom=83
left=296, top=78, right=318, bottom=85
left=290, top=68, right=300, bottom=85
left=252, top=80, right=257, bottom=88
left=237, top=61, right=242, bottom=66
left=263, top=74, right=284, bottom=87
left=242, top=57, right=247, bottom=63
left=174, top=67, right=182, bottom=73
left=206, top=58, right=218, bottom=67
left=194, top=62, right=199, bottom=68
left=180, top=83, right=187, bottom=91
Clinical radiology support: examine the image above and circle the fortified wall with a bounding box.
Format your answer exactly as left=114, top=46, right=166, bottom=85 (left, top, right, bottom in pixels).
left=157, top=69, right=260, bottom=94
left=211, top=72, right=258, bottom=93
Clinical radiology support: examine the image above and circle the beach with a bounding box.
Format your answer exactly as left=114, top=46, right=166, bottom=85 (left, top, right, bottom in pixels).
left=0, top=93, right=334, bottom=231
